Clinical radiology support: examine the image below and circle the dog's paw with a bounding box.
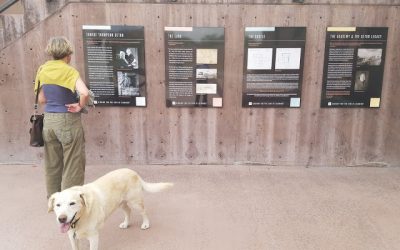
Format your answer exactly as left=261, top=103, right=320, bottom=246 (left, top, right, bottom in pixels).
left=119, top=222, right=129, bottom=229
left=141, top=221, right=150, bottom=230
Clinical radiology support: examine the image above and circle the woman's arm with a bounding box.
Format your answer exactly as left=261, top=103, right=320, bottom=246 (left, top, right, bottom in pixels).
left=76, top=77, right=89, bottom=108
left=38, top=88, right=47, bottom=105
left=66, top=77, right=89, bottom=113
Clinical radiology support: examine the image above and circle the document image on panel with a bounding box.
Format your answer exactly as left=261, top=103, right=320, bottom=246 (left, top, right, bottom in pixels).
left=275, top=48, right=301, bottom=70
left=196, top=49, right=218, bottom=64
left=247, top=48, right=273, bottom=70
left=242, top=27, right=306, bottom=108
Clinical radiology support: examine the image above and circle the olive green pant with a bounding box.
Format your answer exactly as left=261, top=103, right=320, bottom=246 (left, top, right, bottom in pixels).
left=43, top=113, right=85, bottom=197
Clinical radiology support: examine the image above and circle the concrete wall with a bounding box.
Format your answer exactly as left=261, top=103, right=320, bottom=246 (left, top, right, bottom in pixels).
left=0, top=2, right=399, bottom=167
left=0, top=0, right=22, bottom=48
left=0, top=0, right=23, bottom=15
left=1, top=0, right=67, bottom=50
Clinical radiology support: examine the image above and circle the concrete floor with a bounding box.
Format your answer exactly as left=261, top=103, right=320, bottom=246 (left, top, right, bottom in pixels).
left=1, top=164, right=400, bottom=250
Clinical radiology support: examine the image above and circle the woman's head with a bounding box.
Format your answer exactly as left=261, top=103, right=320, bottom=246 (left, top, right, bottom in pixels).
left=45, top=36, right=73, bottom=60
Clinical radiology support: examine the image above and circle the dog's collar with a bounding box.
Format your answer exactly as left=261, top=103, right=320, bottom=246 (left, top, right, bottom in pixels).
left=70, top=212, right=80, bottom=229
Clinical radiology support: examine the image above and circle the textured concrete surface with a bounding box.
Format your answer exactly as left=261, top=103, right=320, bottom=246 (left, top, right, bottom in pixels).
left=1, top=164, right=400, bottom=250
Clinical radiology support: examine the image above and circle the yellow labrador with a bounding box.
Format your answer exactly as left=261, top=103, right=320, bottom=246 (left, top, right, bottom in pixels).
left=48, top=168, right=173, bottom=250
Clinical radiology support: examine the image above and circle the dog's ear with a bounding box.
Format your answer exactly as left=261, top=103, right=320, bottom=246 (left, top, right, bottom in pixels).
left=47, top=192, right=58, bottom=213
left=79, top=192, right=86, bottom=207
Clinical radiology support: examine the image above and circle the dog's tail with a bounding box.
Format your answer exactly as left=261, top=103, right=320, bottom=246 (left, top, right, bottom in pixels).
left=139, top=178, right=174, bottom=193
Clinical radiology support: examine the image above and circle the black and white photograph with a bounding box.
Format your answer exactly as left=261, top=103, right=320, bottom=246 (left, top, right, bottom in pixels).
left=115, top=47, right=139, bottom=69
left=354, top=71, right=369, bottom=91
left=196, top=68, right=217, bottom=79
left=117, top=71, right=139, bottom=96
left=357, top=48, right=382, bottom=66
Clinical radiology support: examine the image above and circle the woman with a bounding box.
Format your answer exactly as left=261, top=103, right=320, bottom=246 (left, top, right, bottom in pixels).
left=34, top=36, right=89, bottom=198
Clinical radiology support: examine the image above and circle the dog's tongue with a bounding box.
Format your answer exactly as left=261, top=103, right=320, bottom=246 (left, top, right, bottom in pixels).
left=60, top=223, right=70, bottom=233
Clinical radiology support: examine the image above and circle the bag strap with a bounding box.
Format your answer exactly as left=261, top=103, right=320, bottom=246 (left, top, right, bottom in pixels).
left=34, top=80, right=41, bottom=116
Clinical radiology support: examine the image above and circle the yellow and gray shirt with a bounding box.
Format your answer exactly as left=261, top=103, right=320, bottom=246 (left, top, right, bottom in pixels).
left=34, top=60, right=80, bottom=113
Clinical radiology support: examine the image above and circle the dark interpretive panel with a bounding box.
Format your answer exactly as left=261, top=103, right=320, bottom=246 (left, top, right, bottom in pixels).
left=321, top=27, right=388, bottom=108
left=243, top=27, right=306, bottom=108
left=82, top=25, right=146, bottom=106
left=165, top=27, right=225, bottom=107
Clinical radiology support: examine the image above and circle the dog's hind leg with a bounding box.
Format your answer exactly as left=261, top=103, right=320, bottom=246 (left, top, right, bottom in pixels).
left=119, top=201, right=131, bottom=229
left=129, top=200, right=150, bottom=230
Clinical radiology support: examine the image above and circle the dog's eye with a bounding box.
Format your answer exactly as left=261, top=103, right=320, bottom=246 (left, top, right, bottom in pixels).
left=56, top=204, right=60, bottom=207
left=70, top=202, right=76, bottom=206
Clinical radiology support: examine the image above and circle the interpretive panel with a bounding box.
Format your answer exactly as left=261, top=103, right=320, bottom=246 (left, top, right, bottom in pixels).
left=82, top=25, right=146, bottom=106
left=165, top=27, right=225, bottom=107
left=242, top=27, right=306, bottom=107
left=321, top=27, right=388, bottom=108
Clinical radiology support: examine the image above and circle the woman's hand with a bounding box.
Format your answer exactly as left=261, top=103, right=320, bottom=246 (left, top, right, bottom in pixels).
left=65, top=103, right=82, bottom=113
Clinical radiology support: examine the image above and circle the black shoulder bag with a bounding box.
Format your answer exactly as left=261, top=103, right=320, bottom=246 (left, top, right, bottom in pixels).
left=29, top=80, right=44, bottom=147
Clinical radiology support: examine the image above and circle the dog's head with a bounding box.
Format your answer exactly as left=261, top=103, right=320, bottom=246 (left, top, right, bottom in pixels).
left=48, top=187, right=86, bottom=233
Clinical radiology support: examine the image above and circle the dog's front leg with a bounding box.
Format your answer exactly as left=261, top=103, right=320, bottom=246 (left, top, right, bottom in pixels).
left=88, top=233, right=99, bottom=250
left=68, top=230, right=79, bottom=250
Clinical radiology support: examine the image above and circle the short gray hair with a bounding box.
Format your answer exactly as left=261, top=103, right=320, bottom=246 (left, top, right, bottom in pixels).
left=45, top=36, right=73, bottom=60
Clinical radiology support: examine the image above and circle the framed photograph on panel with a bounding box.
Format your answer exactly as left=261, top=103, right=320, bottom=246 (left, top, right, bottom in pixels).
left=82, top=25, right=147, bottom=106
left=165, top=27, right=225, bottom=108
left=321, top=27, right=388, bottom=108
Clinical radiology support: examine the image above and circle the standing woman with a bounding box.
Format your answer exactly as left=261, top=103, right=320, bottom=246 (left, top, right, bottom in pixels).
left=34, top=37, right=89, bottom=198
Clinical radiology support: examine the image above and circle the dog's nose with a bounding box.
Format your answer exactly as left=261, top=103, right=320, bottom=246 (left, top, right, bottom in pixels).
left=58, top=215, right=67, bottom=223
